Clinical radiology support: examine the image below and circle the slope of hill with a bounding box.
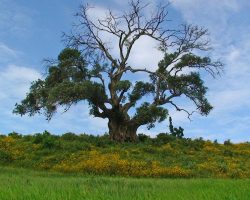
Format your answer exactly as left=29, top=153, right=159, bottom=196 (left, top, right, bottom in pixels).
left=0, top=132, right=249, bottom=178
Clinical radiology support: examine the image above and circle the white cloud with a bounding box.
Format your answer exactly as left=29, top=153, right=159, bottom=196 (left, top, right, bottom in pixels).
left=171, top=0, right=250, bottom=141
left=172, top=0, right=239, bottom=29
left=0, top=65, right=41, bottom=100
left=208, top=42, right=250, bottom=115
left=127, top=36, right=164, bottom=71
left=87, top=6, right=110, bottom=23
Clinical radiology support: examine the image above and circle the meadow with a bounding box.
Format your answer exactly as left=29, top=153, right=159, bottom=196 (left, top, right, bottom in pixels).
left=0, top=167, right=249, bottom=200
left=0, top=131, right=250, bottom=178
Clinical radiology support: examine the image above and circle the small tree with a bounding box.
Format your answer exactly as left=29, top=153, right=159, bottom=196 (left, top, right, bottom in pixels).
left=169, top=117, right=184, bottom=138
left=14, top=0, right=222, bottom=142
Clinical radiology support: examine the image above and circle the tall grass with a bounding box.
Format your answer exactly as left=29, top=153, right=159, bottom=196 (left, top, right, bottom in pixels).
left=0, top=167, right=249, bottom=200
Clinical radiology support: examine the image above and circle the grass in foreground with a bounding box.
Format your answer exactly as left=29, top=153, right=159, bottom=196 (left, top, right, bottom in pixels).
left=0, top=167, right=249, bottom=200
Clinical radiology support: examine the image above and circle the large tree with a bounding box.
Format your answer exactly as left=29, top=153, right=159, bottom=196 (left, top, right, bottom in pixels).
left=14, top=0, right=222, bottom=142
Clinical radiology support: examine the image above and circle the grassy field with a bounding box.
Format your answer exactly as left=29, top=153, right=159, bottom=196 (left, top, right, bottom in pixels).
left=0, top=167, right=249, bottom=200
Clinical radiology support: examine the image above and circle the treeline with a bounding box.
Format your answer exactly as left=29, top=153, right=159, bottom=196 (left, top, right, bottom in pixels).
left=0, top=131, right=249, bottom=178
left=2, top=130, right=237, bottom=147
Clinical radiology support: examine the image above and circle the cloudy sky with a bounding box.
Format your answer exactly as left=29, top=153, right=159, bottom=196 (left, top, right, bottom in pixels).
left=0, top=0, right=249, bottom=142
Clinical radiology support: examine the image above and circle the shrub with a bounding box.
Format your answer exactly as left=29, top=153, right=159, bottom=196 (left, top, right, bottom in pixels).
left=191, top=137, right=205, bottom=150
left=33, top=133, right=44, bottom=144
left=137, top=133, right=150, bottom=143
left=213, top=139, right=218, bottom=144
left=169, top=117, right=184, bottom=138
left=154, top=133, right=176, bottom=145
left=8, top=132, right=22, bottom=139
left=224, top=139, right=232, bottom=146
left=32, top=131, right=59, bottom=149
left=61, top=132, right=79, bottom=141
left=22, top=135, right=33, bottom=141
left=42, top=136, right=57, bottom=149
left=0, top=151, right=13, bottom=163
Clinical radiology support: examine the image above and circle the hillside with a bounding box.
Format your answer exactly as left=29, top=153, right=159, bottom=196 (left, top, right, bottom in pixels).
left=0, top=132, right=249, bottom=178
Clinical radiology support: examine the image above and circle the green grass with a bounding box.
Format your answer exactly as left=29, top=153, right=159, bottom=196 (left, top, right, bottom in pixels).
left=0, top=167, right=249, bottom=200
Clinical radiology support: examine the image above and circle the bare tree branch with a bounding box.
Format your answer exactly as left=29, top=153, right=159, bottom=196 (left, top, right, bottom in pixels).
left=169, top=101, right=195, bottom=120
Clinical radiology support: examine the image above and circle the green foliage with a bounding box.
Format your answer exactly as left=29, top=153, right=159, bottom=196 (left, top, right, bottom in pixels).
left=129, top=81, right=155, bottom=104
left=115, top=80, right=132, bottom=93
left=137, top=134, right=151, bottom=143
left=169, top=117, right=184, bottom=138
left=224, top=139, right=232, bottom=146
left=154, top=133, right=176, bottom=145
left=0, top=151, right=13, bottom=163
left=8, top=132, right=22, bottom=139
left=1, top=132, right=248, bottom=178
left=134, top=103, right=168, bottom=129
left=42, top=136, right=57, bottom=149
left=167, top=72, right=212, bottom=116
left=13, top=48, right=108, bottom=120
left=32, top=131, right=59, bottom=149
left=61, top=132, right=79, bottom=141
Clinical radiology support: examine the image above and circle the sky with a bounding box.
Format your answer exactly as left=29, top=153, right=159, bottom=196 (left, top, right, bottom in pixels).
left=0, top=0, right=250, bottom=142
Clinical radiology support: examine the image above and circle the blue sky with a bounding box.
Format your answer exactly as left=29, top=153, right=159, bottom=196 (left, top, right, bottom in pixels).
left=0, top=0, right=250, bottom=142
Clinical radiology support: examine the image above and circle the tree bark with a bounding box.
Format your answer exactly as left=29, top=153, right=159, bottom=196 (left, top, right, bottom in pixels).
left=108, top=119, right=138, bottom=142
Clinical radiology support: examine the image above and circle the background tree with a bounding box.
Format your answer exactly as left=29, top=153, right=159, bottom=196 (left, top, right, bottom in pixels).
left=14, top=0, right=223, bottom=142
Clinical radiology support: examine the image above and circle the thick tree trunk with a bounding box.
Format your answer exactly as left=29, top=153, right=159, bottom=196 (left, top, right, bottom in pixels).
left=108, top=119, right=138, bottom=142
